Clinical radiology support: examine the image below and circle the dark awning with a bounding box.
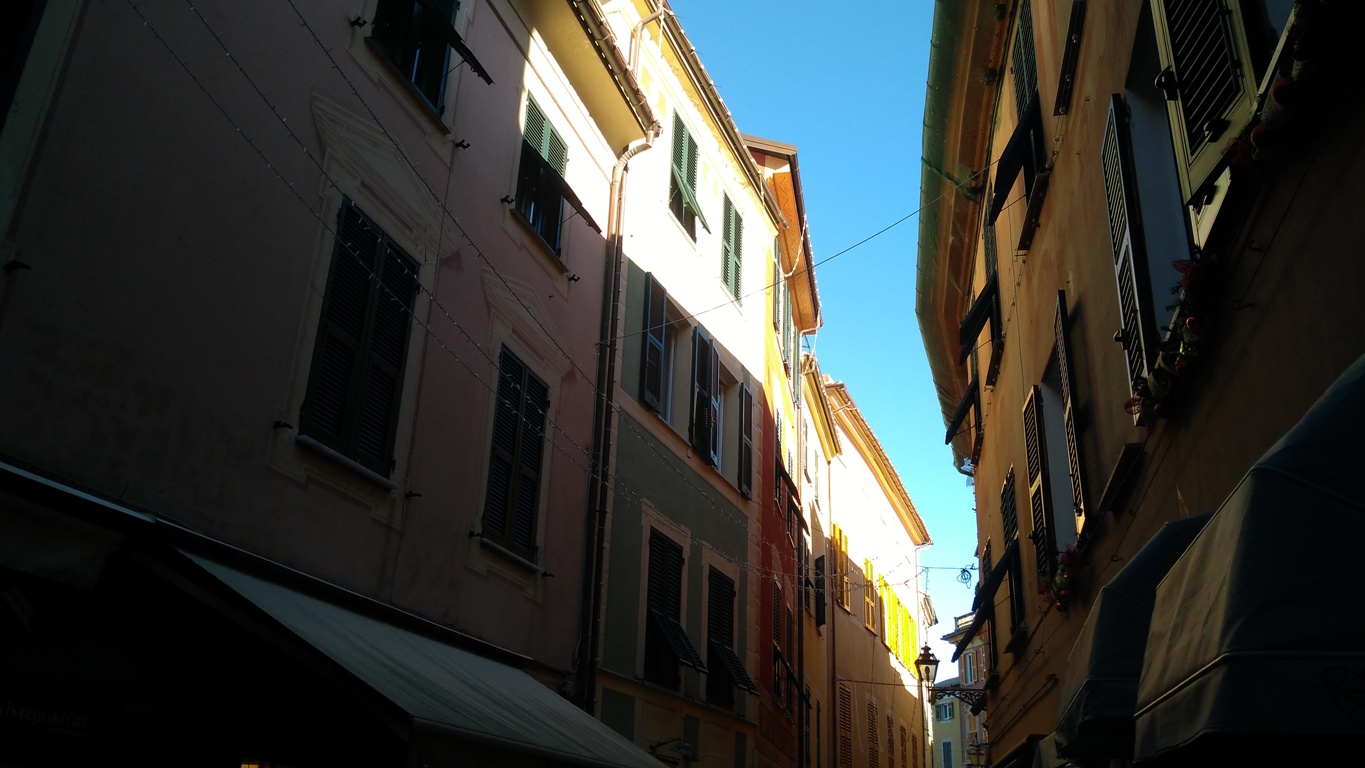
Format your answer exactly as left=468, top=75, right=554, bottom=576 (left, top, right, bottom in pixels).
left=952, top=539, right=1019, bottom=661
left=1053, top=513, right=1211, bottom=761
left=186, top=552, right=665, bottom=768
left=1134, top=354, right=1365, bottom=764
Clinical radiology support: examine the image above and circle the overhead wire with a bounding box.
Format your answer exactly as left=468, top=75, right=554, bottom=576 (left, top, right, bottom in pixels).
left=128, top=0, right=946, bottom=589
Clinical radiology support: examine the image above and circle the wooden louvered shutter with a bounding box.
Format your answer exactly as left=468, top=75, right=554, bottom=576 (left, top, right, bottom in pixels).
left=814, top=555, right=827, bottom=627
left=887, top=715, right=896, bottom=768
left=641, top=274, right=668, bottom=410
left=484, top=348, right=546, bottom=557
left=648, top=529, right=683, bottom=620
left=1055, top=291, right=1086, bottom=521
left=739, top=384, right=754, bottom=496
left=525, top=97, right=547, bottom=159
left=1000, top=469, right=1020, bottom=545
left=690, top=329, right=719, bottom=465
left=1023, top=386, right=1055, bottom=581
left=722, top=196, right=743, bottom=301
left=838, top=684, right=854, bottom=768
left=868, top=702, right=880, bottom=768
left=359, top=240, right=419, bottom=471
left=863, top=560, right=877, bottom=629
left=839, top=529, right=851, bottom=608
left=900, top=726, right=908, bottom=768
left=785, top=606, right=794, bottom=660
left=772, top=238, right=783, bottom=328
left=1102, top=96, right=1155, bottom=414
left=1012, top=0, right=1037, bottom=121
left=1151, top=0, right=1258, bottom=202
left=708, top=568, right=734, bottom=644
left=771, top=581, right=782, bottom=651
left=671, top=112, right=687, bottom=187
left=303, top=201, right=417, bottom=476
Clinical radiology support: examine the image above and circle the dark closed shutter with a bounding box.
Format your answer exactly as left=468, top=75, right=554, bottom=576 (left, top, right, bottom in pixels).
left=771, top=581, right=782, bottom=651
left=640, top=274, right=668, bottom=410
left=706, top=568, right=756, bottom=700
left=838, top=684, right=854, bottom=768
left=814, top=555, right=827, bottom=627
left=690, top=329, right=720, bottom=466
left=1001, top=468, right=1020, bottom=544
left=708, top=569, right=734, bottom=645
left=1011, top=0, right=1037, bottom=121
left=302, top=200, right=418, bottom=476
left=983, top=220, right=1004, bottom=386
left=649, top=529, right=684, bottom=620
left=1152, top=0, right=1258, bottom=201
left=1055, top=291, right=1087, bottom=520
left=483, top=347, right=547, bottom=558
left=958, top=276, right=999, bottom=365
left=868, top=701, right=880, bottom=768
left=785, top=606, right=794, bottom=660
left=1102, top=95, right=1156, bottom=413
left=1023, top=385, right=1055, bottom=580
left=739, top=383, right=754, bottom=496
left=1054, top=1, right=1087, bottom=116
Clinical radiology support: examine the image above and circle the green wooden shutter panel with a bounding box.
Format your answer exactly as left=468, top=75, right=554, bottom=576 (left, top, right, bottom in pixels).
left=1055, top=291, right=1086, bottom=520
left=1011, top=0, right=1037, bottom=122
left=641, top=274, right=668, bottom=410
left=690, top=329, right=720, bottom=466
left=732, top=211, right=743, bottom=300
left=1023, top=385, right=1055, bottom=580
left=307, top=201, right=376, bottom=443
left=482, top=348, right=545, bottom=556
left=304, top=201, right=417, bottom=473
left=708, top=569, right=734, bottom=643
left=357, top=243, right=419, bottom=467
left=514, top=371, right=547, bottom=551
left=546, top=126, right=567, bottom=176
left=1102, top=96, right=1153, bottom=403
left=739, top=383, right=754, bottom=497
left=525, top=97, right=547, bottom=159
left=671, top=112, right=686, bottom=177
left=648, top=529, right=684, bottom=620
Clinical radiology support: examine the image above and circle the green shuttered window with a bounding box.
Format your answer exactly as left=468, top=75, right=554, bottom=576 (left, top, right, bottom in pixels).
left=722, top=195, right=744, bottom=302
left=482, top=347, right=548, bottom=559
left=669, top=113, right=708, bottom=238
left=301, top=200, right=419, bottom=477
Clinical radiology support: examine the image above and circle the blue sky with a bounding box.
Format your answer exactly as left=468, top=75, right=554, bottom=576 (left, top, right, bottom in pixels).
left=669, top=1, right=978, bottom=678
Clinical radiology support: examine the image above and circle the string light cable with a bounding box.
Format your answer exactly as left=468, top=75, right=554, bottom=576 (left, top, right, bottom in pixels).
left=127, top=0, right=940, bottom=588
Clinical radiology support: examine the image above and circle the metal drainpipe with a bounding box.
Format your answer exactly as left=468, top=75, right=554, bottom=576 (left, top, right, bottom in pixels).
left=576, top=125, right=658, bottom=715
left=629, top=6, right=666, bottom=72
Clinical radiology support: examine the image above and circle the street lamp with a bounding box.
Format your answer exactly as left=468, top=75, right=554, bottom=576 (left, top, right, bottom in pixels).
left=915, top=644, right=988, bottom=715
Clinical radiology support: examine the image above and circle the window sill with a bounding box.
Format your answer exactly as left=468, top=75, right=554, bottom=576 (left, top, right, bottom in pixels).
left=295, top=434, right=398, bottom=491
left=473, top=532, right=543, bottom=575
